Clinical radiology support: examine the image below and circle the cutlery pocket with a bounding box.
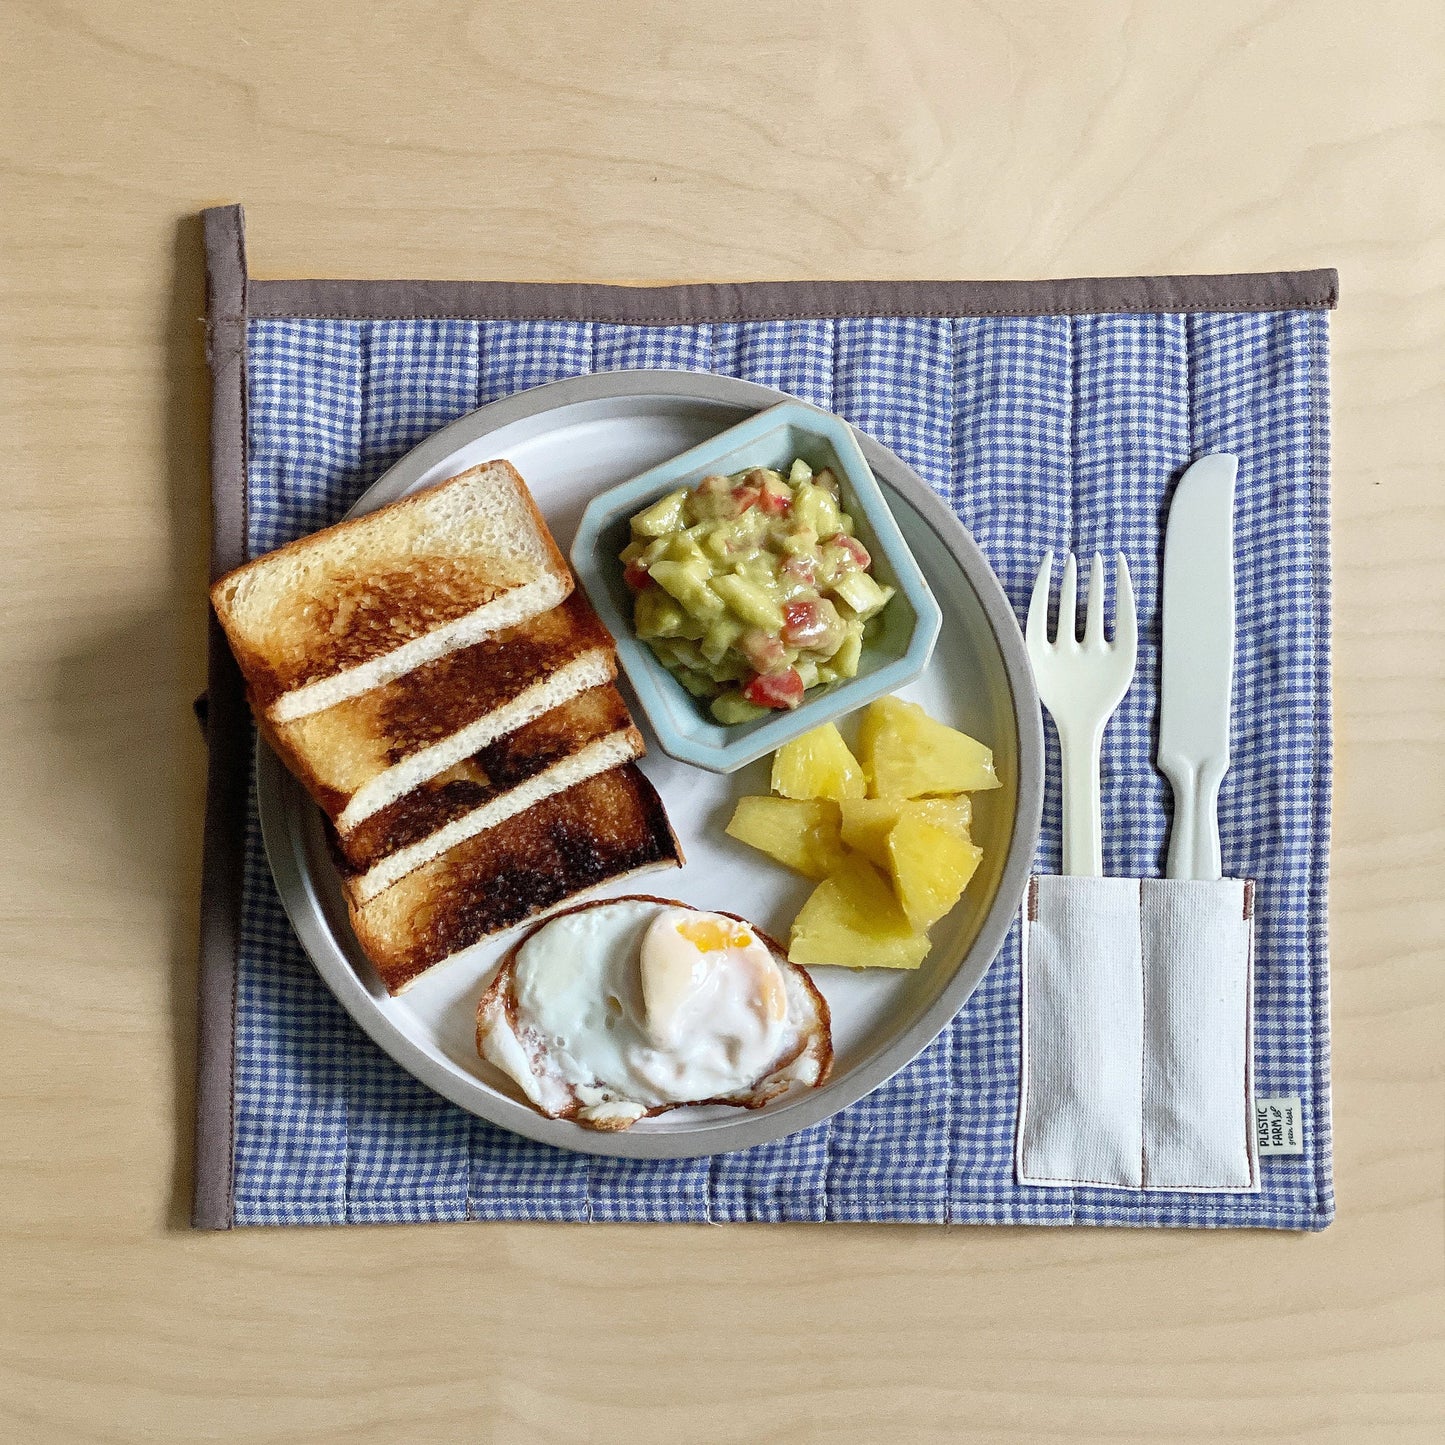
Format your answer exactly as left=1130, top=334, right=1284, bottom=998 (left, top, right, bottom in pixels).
left=1015, top=875, right=1258, bottom=1193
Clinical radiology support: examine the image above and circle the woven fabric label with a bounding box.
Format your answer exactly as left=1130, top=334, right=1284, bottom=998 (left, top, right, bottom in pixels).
left=1255, top=1097, right=1305, bottom=1156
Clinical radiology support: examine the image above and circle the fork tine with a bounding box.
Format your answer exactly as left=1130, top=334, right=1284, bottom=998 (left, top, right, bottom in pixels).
left=1113, top=552, right=1137, bottom=659
left=1083, top=551, right=1106, bottom=647
left=1058, top=551, right=1078, bottom=645
left=1025, top=550, right=1054, bottom=649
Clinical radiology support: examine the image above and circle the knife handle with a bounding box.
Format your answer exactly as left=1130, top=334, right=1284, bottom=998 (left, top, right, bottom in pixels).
left=1059, top=721, right=1104, bottom=877
left=1164, top=761, right=1225, bottom=881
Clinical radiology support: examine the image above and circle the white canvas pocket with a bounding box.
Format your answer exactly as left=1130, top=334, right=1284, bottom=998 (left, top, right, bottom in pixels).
left=1016, top=876, right=1257, bottom=1193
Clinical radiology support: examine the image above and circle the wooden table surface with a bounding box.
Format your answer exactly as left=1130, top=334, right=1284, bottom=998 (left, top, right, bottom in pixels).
left=3, top=2, right=1442, bottom=1440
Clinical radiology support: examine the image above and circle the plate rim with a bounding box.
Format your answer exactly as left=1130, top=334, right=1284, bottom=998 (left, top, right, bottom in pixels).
left=256, top=368, right=1044, bottom=1160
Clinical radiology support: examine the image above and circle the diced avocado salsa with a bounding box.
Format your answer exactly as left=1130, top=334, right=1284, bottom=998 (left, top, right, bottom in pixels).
left=621, top=459, right=895, bottom=724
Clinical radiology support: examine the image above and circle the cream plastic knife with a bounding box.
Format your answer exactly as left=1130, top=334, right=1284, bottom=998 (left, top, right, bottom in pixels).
left=1157, top=453, right=1238, bottom=880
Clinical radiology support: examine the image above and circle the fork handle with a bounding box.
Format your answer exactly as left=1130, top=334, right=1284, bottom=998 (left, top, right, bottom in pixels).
left=1058, top=722, right=1105, bottom=877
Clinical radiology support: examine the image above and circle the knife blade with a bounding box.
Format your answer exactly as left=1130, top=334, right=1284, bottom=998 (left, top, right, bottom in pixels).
left=1157, top=453, right=1238, bottom=880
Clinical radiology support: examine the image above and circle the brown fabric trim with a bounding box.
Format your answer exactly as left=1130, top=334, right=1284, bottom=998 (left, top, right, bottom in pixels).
left=249, top=269, right=1337, bottom=323
left=193, top=204, right=250, bottom=1230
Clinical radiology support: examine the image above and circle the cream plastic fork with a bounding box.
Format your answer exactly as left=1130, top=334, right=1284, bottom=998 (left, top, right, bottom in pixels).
left=1025, top=551, right=1138, bottom=876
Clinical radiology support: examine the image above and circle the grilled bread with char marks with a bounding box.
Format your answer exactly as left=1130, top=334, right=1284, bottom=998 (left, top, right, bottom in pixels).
left=212, top=461, right=570, bottom=724
left=259, top=592, right=617, bottom=830
left=210, top=458, right=685, bottom=996
left=335, top=682, right=642, bottom=897
left=347, top=763, right=683, bottom=995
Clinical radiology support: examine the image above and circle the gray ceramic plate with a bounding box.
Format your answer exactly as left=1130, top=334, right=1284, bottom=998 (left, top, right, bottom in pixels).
left=256, top=370, right=1043, bottom=1160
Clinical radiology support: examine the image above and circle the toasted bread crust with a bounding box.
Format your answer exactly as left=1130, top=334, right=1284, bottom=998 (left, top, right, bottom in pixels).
left=212, top=461, right=569, bottom=707
left=260, top=592, right=617, bottom=816
left=348, top=765, right=683, bottom=994
left=335, top=684, right=639, bottom=874
left=476, top=896, right=835, bottom=1128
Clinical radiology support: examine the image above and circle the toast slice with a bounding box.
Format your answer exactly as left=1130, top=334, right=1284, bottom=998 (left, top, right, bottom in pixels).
left=261, top=592, right=617, bottom=828
left=348, top=764, right=683, bottom=994
left=212, top=461, right=570, bottom=723
left=336, top=682, right=643, bottom=897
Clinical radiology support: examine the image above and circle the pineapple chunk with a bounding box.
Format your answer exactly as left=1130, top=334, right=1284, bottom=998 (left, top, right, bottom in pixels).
left=788, top=859, right=932, bottom=970
left=885, top=814, right=983, bottom=930
left=725, top=796, right=848, bottom=880
left=857, top=696, right=1001, bottom=798
left=911, top=794, right=973, bottom=836
left=839, top=795, right=973, bottom=869
left=770, top=723, right=866, bottom=802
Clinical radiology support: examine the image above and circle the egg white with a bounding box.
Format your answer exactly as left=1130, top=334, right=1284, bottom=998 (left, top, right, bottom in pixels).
left=479, top=899, right=827, bottom=1127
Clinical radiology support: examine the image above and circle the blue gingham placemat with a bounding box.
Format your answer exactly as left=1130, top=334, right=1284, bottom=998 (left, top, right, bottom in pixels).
left=199, top=220, right=1333, bottom=1228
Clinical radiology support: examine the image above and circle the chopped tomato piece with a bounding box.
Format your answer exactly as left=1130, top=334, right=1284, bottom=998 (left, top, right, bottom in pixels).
left=757, top=486, right=791, bottom=515
left=825, top=533, right=871, bottom=570
left=743, top=667, right=805, bottom=710
left=623, top=562, right=654, bottom=591
left=730, top=485, right=761, bottom=514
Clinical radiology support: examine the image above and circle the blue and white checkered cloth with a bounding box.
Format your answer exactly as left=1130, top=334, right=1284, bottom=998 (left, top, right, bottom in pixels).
left=234, top=310, right=1332, bottom=1227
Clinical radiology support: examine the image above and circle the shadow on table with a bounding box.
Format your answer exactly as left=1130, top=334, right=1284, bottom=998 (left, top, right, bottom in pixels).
left=47, top=214, right=212, bottom=1234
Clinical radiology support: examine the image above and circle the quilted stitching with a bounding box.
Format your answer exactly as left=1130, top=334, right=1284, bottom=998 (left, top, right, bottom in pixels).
left=231, top=310, right=1332, bottom=1228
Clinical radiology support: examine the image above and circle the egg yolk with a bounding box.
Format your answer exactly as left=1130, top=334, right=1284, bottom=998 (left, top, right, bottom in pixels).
left=639, top=910, right=787, bottom=1054
left=672, top=917, right=755, bottom=953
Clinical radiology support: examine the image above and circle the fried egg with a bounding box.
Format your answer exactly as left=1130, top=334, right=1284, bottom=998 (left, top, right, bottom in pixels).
left=476, top=897, right=833, bottom=1130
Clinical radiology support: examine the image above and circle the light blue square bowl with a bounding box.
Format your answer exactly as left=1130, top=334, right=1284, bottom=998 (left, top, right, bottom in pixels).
left=569, top=399, right=943, bottom=772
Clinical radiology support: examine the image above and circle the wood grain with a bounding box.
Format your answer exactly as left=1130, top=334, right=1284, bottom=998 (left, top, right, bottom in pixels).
left=2, top=1, right=1442, bottom=1440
